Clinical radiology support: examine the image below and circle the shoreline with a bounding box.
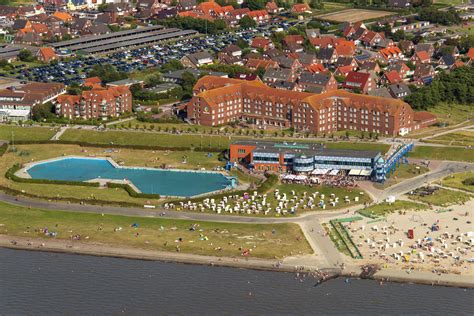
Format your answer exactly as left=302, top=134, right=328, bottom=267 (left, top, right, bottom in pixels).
left=1, top=235, right=473, bottom=289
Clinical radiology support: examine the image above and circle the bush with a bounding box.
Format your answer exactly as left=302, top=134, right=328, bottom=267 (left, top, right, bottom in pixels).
left=462, top=177, right=474, bottom=186
left=0, top=143, right=7, bottom=157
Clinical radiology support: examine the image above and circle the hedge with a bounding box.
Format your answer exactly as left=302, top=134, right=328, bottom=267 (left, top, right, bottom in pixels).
left=0, top=184, right=143, bottom=208
left=13, top=140, right=225, bottom=153
left=0, top=143, right=7, bottom=157
left=107, top=182, right=160, bottom=199
left=5, top=164, right=100, bottom=188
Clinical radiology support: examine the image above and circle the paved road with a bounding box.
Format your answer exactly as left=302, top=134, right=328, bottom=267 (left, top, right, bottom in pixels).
left=377, top=161, right=474, bottom=202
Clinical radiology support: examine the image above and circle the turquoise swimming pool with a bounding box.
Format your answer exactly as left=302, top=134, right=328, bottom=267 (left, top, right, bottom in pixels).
left=26, top=157, right=233, bottom=197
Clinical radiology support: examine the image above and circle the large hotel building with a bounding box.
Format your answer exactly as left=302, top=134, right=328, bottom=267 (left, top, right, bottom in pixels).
left=186, top=76, right=436, bottom=136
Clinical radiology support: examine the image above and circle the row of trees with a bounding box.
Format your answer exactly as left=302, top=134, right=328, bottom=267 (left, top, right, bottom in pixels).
left=160, top=16, right=227, bottom=34
left=405, top=66, right=474, bottom=110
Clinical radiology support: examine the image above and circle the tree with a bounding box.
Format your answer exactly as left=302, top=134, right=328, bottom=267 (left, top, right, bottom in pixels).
left=391, top=30, right=406, bottom=42
left=18, top=49, right=35, bottom=62
left=309, top=0, right=323, bottom=10
left=235, top=38, right=249, bottom=49
left=246, top=0, right=265, bottom=10
left=31, top=102, right=55, bottom=121
left=88, top=64, right=127, bottom=83
left=239, top=15, right=257, bottom=29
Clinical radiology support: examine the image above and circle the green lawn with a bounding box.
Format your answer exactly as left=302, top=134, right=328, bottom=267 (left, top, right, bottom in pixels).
left=441, top=172, right=474, bottom=193
left=60, top=129, right=233, bottom=150
left=428, top=131, right=474, bottom=147
left=60, top=128, right=390, bottom=153
left=410, top=146, right=474, bottom=163
left=359, top=200, right=428, bottom=218
left=0, top=125, right=58, bottom=142
left=408, top=188, right=471, bottom=207
left=407, top=103, right=473, bottom=139
left=0, top=201, right=312, bottom=259
left=375, top=163, right=429, bottom=189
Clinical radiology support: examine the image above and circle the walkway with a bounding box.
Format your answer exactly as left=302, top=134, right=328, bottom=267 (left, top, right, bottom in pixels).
left=50, top=126, right=68, bottom=141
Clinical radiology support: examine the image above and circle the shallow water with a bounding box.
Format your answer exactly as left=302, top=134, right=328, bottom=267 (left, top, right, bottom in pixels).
left=1, top=248, right=473, bottom=315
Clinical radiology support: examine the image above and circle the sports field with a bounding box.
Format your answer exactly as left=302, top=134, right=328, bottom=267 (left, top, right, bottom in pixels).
left=316, top=9, right=393, bottom=23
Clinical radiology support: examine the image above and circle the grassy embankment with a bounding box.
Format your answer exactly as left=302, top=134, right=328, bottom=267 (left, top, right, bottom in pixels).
left=408, top=188, right=472, bottom=207
left=374, top=163, right=429, bottom=189
left=440, top=172, right=474, bottom=193
left=0, top=125, right=58, bottom=142
left=427, top=131, right=474, bottom=147
left=0, top=201, right=312, bottom=259
left=359, top=200, right=428, bottom=218
left=410, top=146, right=474, bottom=163
left=408, top=103, right=472, bottom=139
left=59, top=128, right=390, bottom=153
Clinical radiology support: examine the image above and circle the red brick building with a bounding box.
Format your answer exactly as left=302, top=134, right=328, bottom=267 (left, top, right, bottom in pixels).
left=56, top=86, right=132, bottom=120
left=186, top=76, right=436, bottom=136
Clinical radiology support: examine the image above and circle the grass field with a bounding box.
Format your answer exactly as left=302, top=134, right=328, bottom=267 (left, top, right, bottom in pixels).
left=410, top=146, right=474, bottom=163
left=441, top=172, right=474, bottom=193
left=427, top=131, right=474, bottom=147
left=316, top=8, right=393, bottom=23
left=0, top=144, right=224, bottom=205
left=433, top=0, right=464, bottom=4
left=374, top=163, right=429, bottom=189
left=60, top=128, right=391, bottom=153
left=0, top=125, right=57, bottom=142
left=408, top=188, right=471, bottom=207
left=60, top=129, right=233, bottom=150
left=359, top=200, right=428, bottom=218
left=0, top=201, right=312, bottom=259
left=407, top=103, right=472, bottom=139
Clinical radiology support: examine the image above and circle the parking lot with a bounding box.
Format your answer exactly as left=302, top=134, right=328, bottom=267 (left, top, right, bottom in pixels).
left=9, top=20, right=300, bottom=85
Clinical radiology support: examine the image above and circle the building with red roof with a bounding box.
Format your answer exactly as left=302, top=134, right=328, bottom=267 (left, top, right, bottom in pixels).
left=251, top=37, right=271, bottom=50
left=342, top=71, right=375, bottom=94
left=411, top=51, right=430, bottom=65
left=292, top=3, right=310, bottom=13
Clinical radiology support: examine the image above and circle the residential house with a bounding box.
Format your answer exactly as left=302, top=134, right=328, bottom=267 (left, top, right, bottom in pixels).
left=379, top=46, right=403, bottom=62
left=291, top=3, right=310, bottom=13
left=358, top=61, right=381, bottom=75
left=36, top=47, right=57, bottom=63
left=388, top=83, right=411, bottom=99
left=413, top=64, right=435, bottom=85
left=381, top=70, right=402, bottom=85
left=247, top=10, right=269, bottom=24
left=438, top=54, right=456, bottom=69
left=298, top=72, right=337, bottom=93
left=411, top=51, right=430, bottom=65
left=398, top=40, right=414, bottom=55
left=263, top=68, right=293, bottom=85
left=316, top=47, right=337, bottom=64
left=342, top=71, right=375, bottom=94
left=369, top=87, right=393, bottom=98
left=177, top=0, right=197, bottom=12
left=265, top=1, right=278, bottom=14
left=181, top=51, right=214, bottom=68
left=251, top=37, right=271, bottom=50
left=387, top=61, right=411, bottom=78
left=415, top=43, right=435, bottom=57
left=359, top=31, right=384, bottom=47
left=245, top=58, right=278, bottom=70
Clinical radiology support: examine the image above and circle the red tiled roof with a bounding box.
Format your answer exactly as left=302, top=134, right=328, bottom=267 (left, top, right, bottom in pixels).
left=384, top=70, right=402, bottom=84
